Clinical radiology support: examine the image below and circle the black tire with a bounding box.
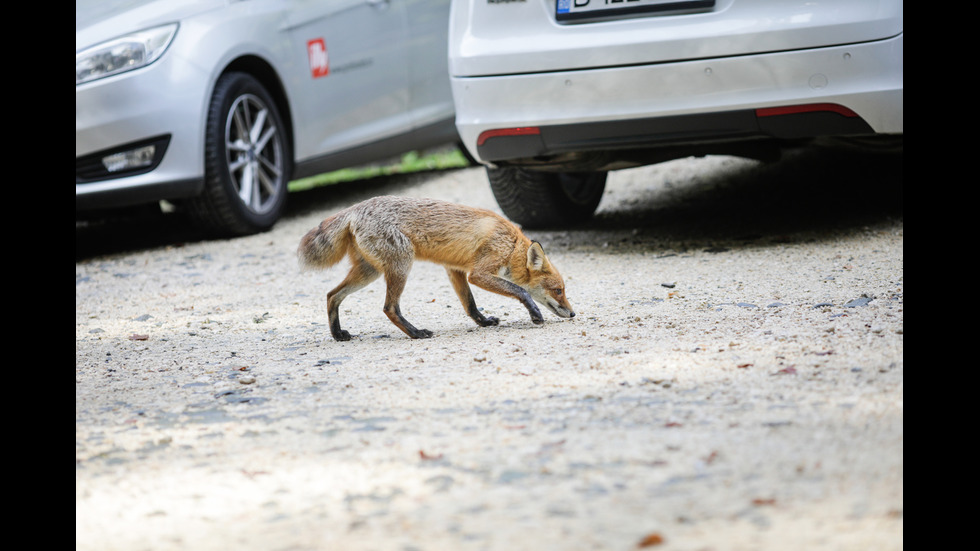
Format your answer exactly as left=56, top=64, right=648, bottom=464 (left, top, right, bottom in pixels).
left=187, top=72, right=291, bottom=236
left=487, top=166, right=606, bottom=229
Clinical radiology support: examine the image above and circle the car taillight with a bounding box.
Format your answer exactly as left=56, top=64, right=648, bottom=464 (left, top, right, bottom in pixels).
left=756, top=103, right=859, bottom=118
left=477, top=127, right=541, bottom=146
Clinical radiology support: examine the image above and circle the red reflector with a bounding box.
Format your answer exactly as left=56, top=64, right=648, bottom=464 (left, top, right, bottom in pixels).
left=477, top=127, right=541, bottom=146
left=756, top=103, right=859, bottom=118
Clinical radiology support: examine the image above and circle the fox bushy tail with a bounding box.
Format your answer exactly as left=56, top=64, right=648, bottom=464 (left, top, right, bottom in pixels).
left=298, top=212, right=352, bottom=269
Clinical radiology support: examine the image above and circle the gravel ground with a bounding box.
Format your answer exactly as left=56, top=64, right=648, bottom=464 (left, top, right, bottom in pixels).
left=76, top=146, right=903, bottom=551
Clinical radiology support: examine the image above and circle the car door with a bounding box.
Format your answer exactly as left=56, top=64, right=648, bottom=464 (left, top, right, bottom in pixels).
left=404, top=0, right=454, bottom=129
left=284, top=0, right=410, bottom=161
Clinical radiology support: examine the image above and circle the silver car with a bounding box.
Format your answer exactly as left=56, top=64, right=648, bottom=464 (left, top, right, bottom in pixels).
left=449, top=0, right=903, bottom=228
left=76, top=0, right=456, bottom=236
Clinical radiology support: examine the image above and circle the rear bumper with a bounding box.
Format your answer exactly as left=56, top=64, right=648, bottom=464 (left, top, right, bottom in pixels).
left=476, top=104, right=876, bottom=164
left=453, top=34, right=903, bottom=164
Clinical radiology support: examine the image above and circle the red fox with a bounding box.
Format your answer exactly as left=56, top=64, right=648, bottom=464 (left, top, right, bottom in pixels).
left=298, top=196, right=575, bottom=340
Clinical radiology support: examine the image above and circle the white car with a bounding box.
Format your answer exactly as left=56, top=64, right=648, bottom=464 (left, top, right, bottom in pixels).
left=449, top=0, right=903, bottom=228
left=76, top=0, right=456, bottom=236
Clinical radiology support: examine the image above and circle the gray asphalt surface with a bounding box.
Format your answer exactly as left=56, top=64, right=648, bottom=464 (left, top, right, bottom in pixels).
left=76, top=146, right=903, bottom=550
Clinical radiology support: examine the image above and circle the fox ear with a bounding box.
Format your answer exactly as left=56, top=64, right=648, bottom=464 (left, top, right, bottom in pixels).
left=527, top=241, right=546, bottom=271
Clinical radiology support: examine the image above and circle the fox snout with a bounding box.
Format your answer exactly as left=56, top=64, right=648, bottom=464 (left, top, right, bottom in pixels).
left=548, top=301, right=575, bottom=319
left=529, top=287, right=575, bottom=319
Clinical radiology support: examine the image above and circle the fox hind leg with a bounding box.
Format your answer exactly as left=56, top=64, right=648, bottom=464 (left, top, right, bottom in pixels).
left=447, top=268, right=499, bottom=327
left=382, top=268, right=433, bottom=339
left=326, top=255, right=380, bottom=341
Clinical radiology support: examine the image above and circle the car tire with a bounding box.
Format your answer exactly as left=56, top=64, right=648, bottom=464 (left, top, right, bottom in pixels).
left=187, top=72, right=291, bottom=236
left=486, top=166, right=606, bottom=229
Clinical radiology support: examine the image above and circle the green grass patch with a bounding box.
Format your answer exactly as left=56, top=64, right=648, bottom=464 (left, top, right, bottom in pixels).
left=288, top=148, right=471, bottom=193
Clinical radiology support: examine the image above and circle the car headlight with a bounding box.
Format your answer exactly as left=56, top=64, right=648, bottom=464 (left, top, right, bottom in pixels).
left=75, top=23, right=178, bottom=85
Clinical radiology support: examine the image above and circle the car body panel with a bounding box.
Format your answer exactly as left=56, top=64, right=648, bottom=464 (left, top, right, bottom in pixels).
left=406, top=0, right=456, bottom=129
left=75, top=0, right=224, bottom=48
left=281, top=0, right=411, bottom=160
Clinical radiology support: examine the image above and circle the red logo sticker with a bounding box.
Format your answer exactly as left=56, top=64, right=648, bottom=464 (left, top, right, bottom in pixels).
left=307, top=38, right=329, bottom=78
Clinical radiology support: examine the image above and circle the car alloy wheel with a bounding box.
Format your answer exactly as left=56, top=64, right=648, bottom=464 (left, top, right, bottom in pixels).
left=224, top=92, right=284, bottom=216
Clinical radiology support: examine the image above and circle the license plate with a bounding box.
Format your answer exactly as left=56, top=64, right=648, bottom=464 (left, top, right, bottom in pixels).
left=556, top=0, right=715, bottom=23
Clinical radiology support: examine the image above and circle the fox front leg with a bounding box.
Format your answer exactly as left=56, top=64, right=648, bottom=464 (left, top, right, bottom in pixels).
left=468, top=273, right=544, bottom=325
left=446, top=268, right=499, bottom=327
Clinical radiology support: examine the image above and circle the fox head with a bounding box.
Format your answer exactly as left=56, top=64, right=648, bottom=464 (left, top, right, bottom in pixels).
left=524, top=241, right=575, bottom=319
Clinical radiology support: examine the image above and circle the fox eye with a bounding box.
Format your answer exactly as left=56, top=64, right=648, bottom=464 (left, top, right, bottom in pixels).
left=553, top=288, right=563, bottom=297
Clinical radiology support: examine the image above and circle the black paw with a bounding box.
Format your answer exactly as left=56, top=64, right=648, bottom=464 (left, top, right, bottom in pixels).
left=411, top=329, right=434, bottom=339
left=479, top=316, right=500, bottom=327
left=332, top=329, right=352, bottom=342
